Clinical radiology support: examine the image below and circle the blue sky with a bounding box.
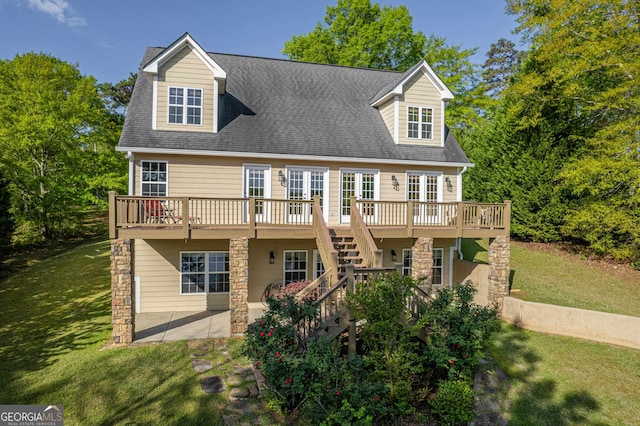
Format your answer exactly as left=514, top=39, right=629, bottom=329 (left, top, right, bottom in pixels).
left=0, top=0, right=521, bottom=84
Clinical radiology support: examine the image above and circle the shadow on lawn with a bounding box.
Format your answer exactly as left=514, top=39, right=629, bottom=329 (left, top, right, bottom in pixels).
left=493, top=325, right=605, bottom=425
left=0, top=240, right=113, bottom=401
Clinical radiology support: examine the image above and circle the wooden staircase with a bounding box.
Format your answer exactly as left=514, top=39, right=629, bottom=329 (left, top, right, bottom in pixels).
left=332, top=233, right=365, bottom=276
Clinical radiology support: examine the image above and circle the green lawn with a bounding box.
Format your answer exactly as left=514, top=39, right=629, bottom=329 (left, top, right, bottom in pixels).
left=0, top=240, right=274, bottom=425
left=491, top=323, right=640, bottom=425
left=1, top=239, right=639, bottom=424
left=462, top=238, right=640, bottom=317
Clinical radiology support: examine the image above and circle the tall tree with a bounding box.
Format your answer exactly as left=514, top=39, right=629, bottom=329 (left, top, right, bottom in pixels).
left=283, top=0, right=489, bottom=131
left=506, top=0, right=640, bottom=260
left=0, top=53, right=106, bottom=239
left=283, top=0, right=426, bottom=71
left=482, top=38, right=521, bottom=98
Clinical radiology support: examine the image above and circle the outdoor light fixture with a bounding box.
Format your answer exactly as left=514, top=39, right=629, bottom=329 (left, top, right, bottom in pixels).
left=391, top=175, right=399, bottom=191
left=278, top=170, right=286, bottom=186
left=445, top=177, right=453, bottom=192
left=391, top=249, right=397, bottom=262
left=269, top=251, right=275, bottom=264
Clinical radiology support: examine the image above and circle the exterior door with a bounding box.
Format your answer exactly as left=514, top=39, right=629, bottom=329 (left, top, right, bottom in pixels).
left=287, top=168, right=328, bottom=223
left=340, top=169, right=378, bottom=223
left=244, top=165, right=271, bottom=223
left=407, top=172, right=442, bottom=225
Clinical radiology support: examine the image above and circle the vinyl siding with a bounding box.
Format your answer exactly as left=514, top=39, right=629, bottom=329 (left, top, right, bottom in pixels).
left=156, top=47, right=215, bottom=132
left=133, top=154, right=462, bottom=226
left=398, top=72, right=442, bottom=146
left=378, top=98, right=395, bottom=141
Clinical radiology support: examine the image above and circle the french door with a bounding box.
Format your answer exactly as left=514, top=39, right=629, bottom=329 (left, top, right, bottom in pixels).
left=244, top=165, right=271, bottom=223
left=340, top=169, right=378, bottom=223
left=407, top=172, right=442, bottom=225
left=287, top=168, right=328, bottom=223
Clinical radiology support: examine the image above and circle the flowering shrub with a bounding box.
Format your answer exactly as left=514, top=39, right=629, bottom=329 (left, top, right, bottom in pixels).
left=419, top=280, right=500, bottom=380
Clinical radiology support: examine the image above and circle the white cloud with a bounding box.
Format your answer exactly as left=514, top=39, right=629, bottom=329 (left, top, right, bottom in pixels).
left=27, top=0, right=86, bottom=27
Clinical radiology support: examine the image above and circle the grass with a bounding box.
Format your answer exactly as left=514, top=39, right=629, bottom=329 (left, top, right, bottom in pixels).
left=0, top=240, right=277, bottom=425
left=461, top=238, right=640, bottom=317
left=491, top=323, right=640, bottom=425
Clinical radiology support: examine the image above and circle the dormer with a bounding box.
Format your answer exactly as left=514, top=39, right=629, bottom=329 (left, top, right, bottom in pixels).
left=143, top=33, right=227, bottom=133
left=371, top=61, right=453, bottom=147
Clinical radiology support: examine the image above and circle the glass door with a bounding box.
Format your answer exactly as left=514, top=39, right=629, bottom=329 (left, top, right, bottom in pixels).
left=340, top=169, right=378, bottom=223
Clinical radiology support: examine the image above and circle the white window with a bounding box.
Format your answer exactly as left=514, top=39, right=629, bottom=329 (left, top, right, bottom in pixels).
left=402, top=248, right=412, bottom=277
left=244, top=165, right=271, bottom=220
left=168, top=87, right=202, bottom=125
left=313, top=249, right=325, bottom=279
left=284, top=250, right=307, bottom=284
left=286, top=167, right=329, bottom=221
left=180, top=252, right=229, bottom=294
left=407, top=106, right=433, bottom=139
left=406, top=172, right=443, bottom=224
left=340, top=169, right=379, bottom=223
left=401, top=248, right=443, bottom=285
left=141, top=161, right=167, bottom=196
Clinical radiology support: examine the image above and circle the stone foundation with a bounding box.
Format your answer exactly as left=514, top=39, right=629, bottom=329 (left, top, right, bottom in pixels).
left=488, top=235, right=510, bottom=312
left=411, top=237, right=434, bottom=286
left=111, top=239, right=134, bottom=345
left=229, top=238, right=249, bottom=335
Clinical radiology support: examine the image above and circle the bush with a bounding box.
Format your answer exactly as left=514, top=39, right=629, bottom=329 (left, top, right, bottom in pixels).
left=430, top=378, right=475, bottom=425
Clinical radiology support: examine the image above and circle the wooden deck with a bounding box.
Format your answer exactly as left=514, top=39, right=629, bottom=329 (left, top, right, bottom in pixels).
left=108, top=192, right=510, bottom=240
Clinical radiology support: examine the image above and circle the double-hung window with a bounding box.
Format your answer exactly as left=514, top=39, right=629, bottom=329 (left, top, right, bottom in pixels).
left=180, top=252, right=230, bottom=294
left=141, top=161, right=167, bottom=196
left=284, top=250, right=307, bottom=284
left=401, top=248, right=443, bottom=285
left=407, top=106, right=433, bottom=139
left=169, top=87, right=202, bottom=125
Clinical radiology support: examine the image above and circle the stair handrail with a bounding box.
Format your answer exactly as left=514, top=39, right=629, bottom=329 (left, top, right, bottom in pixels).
left=296, top=269, right=333, bottom=301
left=313, top=196, right=339, bottom=283
left=297, top=275, right=349, bottom=342
left=350, top=197, right=383, bottom=268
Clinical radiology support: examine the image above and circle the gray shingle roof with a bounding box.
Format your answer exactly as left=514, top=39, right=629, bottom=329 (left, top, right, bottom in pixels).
left=118, top=46, right=471, bottom=166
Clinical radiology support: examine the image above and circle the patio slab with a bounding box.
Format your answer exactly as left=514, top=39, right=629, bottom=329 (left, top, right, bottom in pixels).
left=134, top=304, right=267, bottom=343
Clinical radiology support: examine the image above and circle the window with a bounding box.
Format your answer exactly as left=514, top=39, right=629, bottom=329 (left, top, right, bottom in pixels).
left=432, top=249, right=443, bottom=285
left=407, top=106, right=433, bottom=139
left=284, top=250, right=307, bottom=284
left=180, top=252, right=229, bottom=294
left=401, top=248, right=443, bottom=285
left=313, top=249, right=325, bottom=279
left=141, top=161, right=167, bottom=196
left=168, top=87, right=202, bottom=125
left=402, top=248, right=412, bottom=277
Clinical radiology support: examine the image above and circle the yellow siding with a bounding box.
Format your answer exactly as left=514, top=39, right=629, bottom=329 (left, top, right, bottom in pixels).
left=133, top=154, right=462, bottom=224
left=397, top=72, right=442, bottom=146
left=156, top=47, right=214, bottom=133
left=378, top=98, right=395, bottom=140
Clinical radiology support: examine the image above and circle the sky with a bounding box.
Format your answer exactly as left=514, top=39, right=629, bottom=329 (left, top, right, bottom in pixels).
left=0, top=0, right=522, bottom=85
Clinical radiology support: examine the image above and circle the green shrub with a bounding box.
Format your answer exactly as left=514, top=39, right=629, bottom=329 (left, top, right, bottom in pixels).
left=430, top=378, right=475, bottom=425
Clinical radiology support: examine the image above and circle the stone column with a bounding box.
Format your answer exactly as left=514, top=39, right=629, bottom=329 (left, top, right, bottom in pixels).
left=488, top=235, right=510, bottom=313
left=411, top=237, right=433, bottom=287
left=229, top=238, right=249, bottom=336
left=111, top=239, right=134, bottom=345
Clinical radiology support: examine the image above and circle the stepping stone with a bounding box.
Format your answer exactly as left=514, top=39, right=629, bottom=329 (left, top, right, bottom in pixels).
left=226, top=374, right=243, bottom=386
left=193, top=359, right=213, bottom=374
left=222, top=415, right=237, bottom=426
left=243, top=374, right=256, bottom=382
left=191, top=351, right=208, bottom=358
left=234, top=367, right=253, bottom=376
left=201, top=376, right=226, bottom=394
left=249, top=385, right=260, bottom=397
left=226, top=399, right=256, bottom=416
left=229, top=387, right=250, bottom=399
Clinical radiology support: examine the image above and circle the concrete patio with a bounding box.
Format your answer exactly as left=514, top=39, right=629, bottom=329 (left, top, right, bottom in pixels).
left=134, top=303, right=267, bottom=343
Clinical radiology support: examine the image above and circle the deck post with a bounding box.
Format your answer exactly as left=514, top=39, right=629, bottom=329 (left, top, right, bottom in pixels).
left=345, top=264, right=357, bottom=358
left=229, top=237, right=250, bottom=335
left=249, top=198, right=256, bottom=237
left=456, top=202, right=464, bottom=237
left=412, top=237, right=433, bottom=290
left=111, top=238, right=134, bottom=345
left=182, top=197, right=189, bottom=239
left=488, top=235, right=510, bottom=313
left=109, top=191, right=116, bottom=239
left=406, top=201, right=414, bottom=237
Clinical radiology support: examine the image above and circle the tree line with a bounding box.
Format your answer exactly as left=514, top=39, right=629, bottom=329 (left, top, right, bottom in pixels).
left=1, top=0, right=637, bottom=264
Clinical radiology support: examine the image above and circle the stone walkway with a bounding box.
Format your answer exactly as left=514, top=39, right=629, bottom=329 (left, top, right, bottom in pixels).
left=187, top=339, right=265, bottom=426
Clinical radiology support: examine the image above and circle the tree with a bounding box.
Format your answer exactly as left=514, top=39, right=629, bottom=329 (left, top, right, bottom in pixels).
left=283, top=0, right=489, bottom=131
left=99, top=72, right=137, bottom=121
left=0, top=173, right=14, bottom=252
left=283, top=0, right=426, bottom=71
left=506, top=0, right=640, bottom=260
left=482, top=38, right=522, bottom=98
left=0, top=53, right=107, bottom=239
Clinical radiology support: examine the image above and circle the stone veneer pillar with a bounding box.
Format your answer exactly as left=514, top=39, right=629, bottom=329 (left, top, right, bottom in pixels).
left=488, top=235, right=510, bottom=313
left=111, top=239, right=134, bottom=345
left=411, top=237, right=434, bottom=286
left=229, top=237, right=249, bottom=336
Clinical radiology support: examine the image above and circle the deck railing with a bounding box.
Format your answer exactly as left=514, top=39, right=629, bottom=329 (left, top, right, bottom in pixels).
left=109, top=192, right=510, bottom=238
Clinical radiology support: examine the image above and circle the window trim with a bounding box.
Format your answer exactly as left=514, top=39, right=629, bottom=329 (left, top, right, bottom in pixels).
left=312, top=249, right=325, bottom=279
left=283, top=250, right=308, bottom=285
left=432, top=248, right=444, bottom=286
left=179, top=251, right=230, bottom=295
left=140, top=160, right=168, bottom=196
left=168, top=86, right=203, bottom=126
left=405, top=171, right=443, bottom=203
left=400, top=247, right=443, bottom=286
left=407, top=106, right=434, bottom=140
left=402, top=248, right=412, bottom=277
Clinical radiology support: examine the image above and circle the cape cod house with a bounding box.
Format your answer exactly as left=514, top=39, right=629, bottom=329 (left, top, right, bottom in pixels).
left=109, top=33, right=510, bottom=344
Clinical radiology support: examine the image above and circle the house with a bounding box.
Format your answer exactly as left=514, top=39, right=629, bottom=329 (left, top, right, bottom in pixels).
left=109, top=33, right=510, bottom=345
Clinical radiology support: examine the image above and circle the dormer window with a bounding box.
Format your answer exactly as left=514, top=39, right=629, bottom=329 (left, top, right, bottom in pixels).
left=168, top=87, right=202, bottom=125
left=407, top=106, right=433, bottom=140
